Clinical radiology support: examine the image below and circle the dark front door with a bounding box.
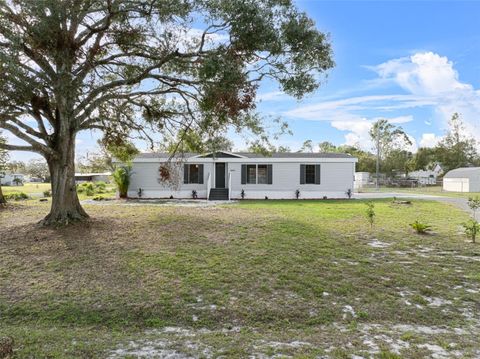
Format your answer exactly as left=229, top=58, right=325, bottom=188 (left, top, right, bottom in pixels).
left=215, top=162, right=226, bottom=188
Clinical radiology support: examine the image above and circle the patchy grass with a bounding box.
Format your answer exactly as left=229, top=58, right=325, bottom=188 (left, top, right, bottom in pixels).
left=2, top=183, right=51, bottom=195
left=1, top=199, right=480, bottom=358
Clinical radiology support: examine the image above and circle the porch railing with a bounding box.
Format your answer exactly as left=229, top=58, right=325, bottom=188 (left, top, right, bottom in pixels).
left=228, top=171, right=232, bottom=201
left=206, top=172, right=211, bottom=200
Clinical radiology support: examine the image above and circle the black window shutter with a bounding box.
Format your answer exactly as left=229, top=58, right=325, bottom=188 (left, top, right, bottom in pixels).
left=267, top=164, right=273, bottom=184
left=183, top=164, right=189, bottom=184
left=198, top=164, right=204, bottom=184
left=300, top=164, right=306, bottom=184
left=241, top=164, right=247, bottom=184
left=315, top=164, right=321, bottom=184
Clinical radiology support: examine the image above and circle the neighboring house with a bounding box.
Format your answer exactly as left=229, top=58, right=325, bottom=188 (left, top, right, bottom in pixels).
left=443, top=167, right=480, bottom=192
left=354, top=172, right=370, bottom=190
left=0, top=173, right=25, bottom=186
left=408, top=164, right=443, bottom=185
left=127, top=151, right=357, bottom=200
left=75, top=172, right=111, bottom=183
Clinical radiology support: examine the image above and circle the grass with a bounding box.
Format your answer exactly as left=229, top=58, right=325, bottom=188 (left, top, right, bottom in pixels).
left=0, top=199, right=479, bottom=358
left=359, top=185, right=480, bottom=199
left=2, top=182, right=116, bottom=200
left=2, top=182, right=51, bottom=195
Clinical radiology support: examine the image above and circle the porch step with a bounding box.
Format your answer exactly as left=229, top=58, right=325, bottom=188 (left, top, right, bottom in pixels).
left=209, top=188, right=229, bottom=200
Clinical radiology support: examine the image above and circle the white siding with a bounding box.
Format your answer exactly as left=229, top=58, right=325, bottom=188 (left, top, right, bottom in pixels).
left=228, top=161, right=354, bottom=199
left=127, top=159, right=355, bottom=199
left=128, top=161, right=213, bottom=199
left=443, top=178, right=469, bottom=192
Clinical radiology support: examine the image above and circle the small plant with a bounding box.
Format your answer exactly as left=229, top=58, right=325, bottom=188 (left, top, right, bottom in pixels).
left=192, top=190, right=198, bottom=199
left=467, top=196, right=480, bottom=219
left=241, top=189, right=245, bottom=199
left=92, top=195, right=107, bottom=201
left=295, top=189, right=300, bottom=199
left=365, top=201, right=375, bottom=228
left=137, top=188, right=143, bottom=198
left=112, top=165, right=132, bottom=198
left=43, top=190, right=52, bottom=197
left=264, top=196, right=268, bottom=200
left=5, top=191, right=29, bottom=201
left=346, top=188, right=352, bottom=199
left=463, top=219, right=480, bottom=243
left=12, top=177, right=23, bottom=186
left=410, top=220, right=431, bottom=234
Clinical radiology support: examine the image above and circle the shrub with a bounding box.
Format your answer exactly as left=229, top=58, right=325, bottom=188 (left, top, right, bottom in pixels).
left=463, top=220, right=480, bottom=243
left=410, top=220, right=431, bottom=234
left=92, top=195, right=107, bottom=201
left=43, top=190, right=52, bottom=197
left=467, top=196, right=480, bottom=218
left=113, top=165, right=132, bottom=198
left=5, top=192, right=29, bottom=201
left=365, top=201, right=375, bottom=228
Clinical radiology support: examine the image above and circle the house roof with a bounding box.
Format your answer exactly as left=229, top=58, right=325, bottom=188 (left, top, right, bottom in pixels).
left=135, top=151, right=355, bottom=160
left=443, top=167, right=480, bottom=178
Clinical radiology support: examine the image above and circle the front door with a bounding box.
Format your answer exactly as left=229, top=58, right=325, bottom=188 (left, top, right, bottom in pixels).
left=215, top=162, right=226, bottom=188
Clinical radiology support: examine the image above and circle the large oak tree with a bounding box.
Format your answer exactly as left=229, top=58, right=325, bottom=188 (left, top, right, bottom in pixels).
left=0, top=0, right=334, bottom=225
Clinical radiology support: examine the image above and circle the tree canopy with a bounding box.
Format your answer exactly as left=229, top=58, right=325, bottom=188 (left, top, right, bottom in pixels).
left=0, top=0, right=334, bottom=224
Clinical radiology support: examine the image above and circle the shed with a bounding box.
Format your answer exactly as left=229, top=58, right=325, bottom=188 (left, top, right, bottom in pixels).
left=443, top=167, right=480, bottom=192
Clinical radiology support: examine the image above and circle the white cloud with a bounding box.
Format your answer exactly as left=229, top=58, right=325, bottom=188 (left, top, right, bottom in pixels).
left=419, top=133, right=442, bottom=148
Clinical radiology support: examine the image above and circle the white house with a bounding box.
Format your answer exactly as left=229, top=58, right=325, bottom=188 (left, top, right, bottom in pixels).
left=0, top=173, right=25, bottom=186
left=126, top=151, right=357, bottom=200
left=443, top=167, right=480, bottom=192
left=408, top=164, right=443, bottom=185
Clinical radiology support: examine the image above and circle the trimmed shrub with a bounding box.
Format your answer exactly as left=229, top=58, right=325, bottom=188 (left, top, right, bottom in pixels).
left=463, top=220, right=480, bottom=243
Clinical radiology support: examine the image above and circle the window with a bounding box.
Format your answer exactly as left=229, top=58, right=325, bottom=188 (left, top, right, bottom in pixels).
left=247, top=165, right=256, bottom=184
left=183, top=164, right=204, bottom=184
left=242, top=164, right=273, bottom=184
left=305, top=165, right=316, bottom=184
left=257, top=165, right=268, bottom=184
left=300, top=164, right=320, bottom=185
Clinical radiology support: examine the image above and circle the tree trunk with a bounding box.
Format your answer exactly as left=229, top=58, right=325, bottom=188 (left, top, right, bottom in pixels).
left=0, top=184, right=6, bottom=205
left=41, top=133, right=89, bottom=226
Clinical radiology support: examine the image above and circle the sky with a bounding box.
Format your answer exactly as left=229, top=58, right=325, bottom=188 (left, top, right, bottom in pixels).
left=7, top=0, right=480, bottom=162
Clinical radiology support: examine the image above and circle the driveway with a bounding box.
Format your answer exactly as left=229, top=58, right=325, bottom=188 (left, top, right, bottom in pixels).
left=355, top=192, right=478, bottom=221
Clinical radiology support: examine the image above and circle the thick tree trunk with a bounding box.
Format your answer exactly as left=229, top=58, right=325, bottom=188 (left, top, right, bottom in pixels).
left=40, top=133, right=88, bottom=226
left=0, top=184, right=6, bottom=205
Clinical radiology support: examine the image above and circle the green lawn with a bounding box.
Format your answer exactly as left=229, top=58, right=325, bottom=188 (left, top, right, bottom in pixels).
left=0, top=199, right=479, bottom=358
left=359, top=185, right=480, bottom=199
left=2, top=182, right=51, bottom=195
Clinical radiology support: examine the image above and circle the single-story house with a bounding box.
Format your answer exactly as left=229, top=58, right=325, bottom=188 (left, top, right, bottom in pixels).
left=408, top=164, right=443, bottom=185
left=443, top=167, right=480, bottom=192
left=74, top=172, right=111, bottom=183
left=126, top=151, right=357, bottom=200
left=0, top=173, right=25, bottom=186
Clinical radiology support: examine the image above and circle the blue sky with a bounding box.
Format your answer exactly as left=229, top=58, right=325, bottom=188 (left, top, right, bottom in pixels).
left=8, top=0, right=480, bottom=161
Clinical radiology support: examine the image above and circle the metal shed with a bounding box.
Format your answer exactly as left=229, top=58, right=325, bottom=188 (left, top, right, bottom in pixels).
left=443, top=167, right=480, bottom=192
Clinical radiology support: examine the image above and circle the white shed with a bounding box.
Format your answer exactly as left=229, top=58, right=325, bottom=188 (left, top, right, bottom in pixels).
left=443, top=167, right=480, bottom=192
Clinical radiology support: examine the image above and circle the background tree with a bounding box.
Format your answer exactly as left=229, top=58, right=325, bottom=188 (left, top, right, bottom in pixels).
left=0, top=132, right=8, bottom=204
left=77, top=139, right=138, bottom=173
left=318, top=141, right=338, bottom=153
left=410, top=147, right=438, bottom=171
left=0, top=0, right=334, bottom=225
left=7, top=160, right=26, bottom=174
left=435, top=113, right=479, bottom=172
left=25, top=159, right=50, bottom=181
left=369, top=119, right=412, bottom=185
left=299, top=140, right=314, bottom=153
left=161, top=129, right=234, bottom=155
